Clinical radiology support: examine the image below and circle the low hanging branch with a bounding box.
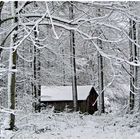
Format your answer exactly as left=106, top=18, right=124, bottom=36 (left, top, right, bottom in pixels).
left=1, top=1, right=140, bottom=69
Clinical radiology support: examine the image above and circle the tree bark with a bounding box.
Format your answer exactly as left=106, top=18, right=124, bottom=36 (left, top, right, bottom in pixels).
left=129, top=19, right=137, bottom=112
left=0, top=1, right=4, bottom=94
left=33, top=26, right=41, bottom=113
left=96, top=8, right=105, bottom=114
left=61, top=47, right=66, bottom=86
left=0, top=1, right=4, bottom=55
left=31, top=2, right=41, bottom=113
left=9, top=1, right=18, bottom=130
left=136, top=23, right=140, bottom=111
left=69, top=1, right=78, bottom=111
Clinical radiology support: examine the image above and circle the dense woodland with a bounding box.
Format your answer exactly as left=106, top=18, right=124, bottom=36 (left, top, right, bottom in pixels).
left=1, top=1, right=140, bottom=138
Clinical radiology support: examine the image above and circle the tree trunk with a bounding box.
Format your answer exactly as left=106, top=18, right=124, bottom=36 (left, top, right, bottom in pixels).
left=0, top=1, right=4, bottom=103
left=61, top=47, right=66, bottom=86
left=8, top=1, right=18, bottom=130
left=96, top=8, right=105, bottom=114
left=129, top=19, right=137, bottom=112
left=37, top=39, right=41, bottom=112
left=69, top=1, right=78, bottom=111
left=0, top=1, right=4, bottom=55
left=33, top=26, right=41, bottom=112
left=31, top=2, right=41, bottom=113
left=137, top=23, right=140, bottom=111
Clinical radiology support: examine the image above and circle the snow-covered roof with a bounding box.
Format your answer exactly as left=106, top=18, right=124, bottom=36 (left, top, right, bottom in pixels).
left=41, top=85, right=93, bottom=101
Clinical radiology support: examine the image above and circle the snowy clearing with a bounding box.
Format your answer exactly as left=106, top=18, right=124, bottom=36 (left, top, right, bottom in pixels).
left=2, top=110, right=140, bottom=139
left=1, top=1, right=140, bottom=139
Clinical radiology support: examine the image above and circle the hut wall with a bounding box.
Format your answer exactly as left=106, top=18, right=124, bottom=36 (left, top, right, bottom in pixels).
left=40, top=100, right=87, bottom=113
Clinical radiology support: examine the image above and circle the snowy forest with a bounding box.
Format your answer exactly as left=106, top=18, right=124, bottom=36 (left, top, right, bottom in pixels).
left=1, top=1, right=140, bottom=139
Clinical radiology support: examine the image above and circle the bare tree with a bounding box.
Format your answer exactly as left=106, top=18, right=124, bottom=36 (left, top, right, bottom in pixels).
left=69, top=1, right=78, bottom=111
left=32, top=2, right=41, bottom=113
left=96, top=8, right=105, bottom=114
left=136, top=22, right=140, bottom=111
left=0, top=1, right=4, bottom=55
left=129, top=18, right=138, bottom=112
left=8, top=1, right=18, bottom=130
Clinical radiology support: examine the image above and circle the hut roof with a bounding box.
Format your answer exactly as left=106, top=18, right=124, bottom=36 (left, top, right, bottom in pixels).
left=41, top=85, right=93, bottom=101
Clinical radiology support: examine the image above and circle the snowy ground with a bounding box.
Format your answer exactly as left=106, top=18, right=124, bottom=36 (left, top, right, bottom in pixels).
left=1, top=85, right=140, bottom=139
left=2, top=109, right=140, bottom=139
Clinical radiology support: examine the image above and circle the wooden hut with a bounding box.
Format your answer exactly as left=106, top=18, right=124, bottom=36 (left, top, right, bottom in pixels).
left=40, top=85, right=98, bottom=114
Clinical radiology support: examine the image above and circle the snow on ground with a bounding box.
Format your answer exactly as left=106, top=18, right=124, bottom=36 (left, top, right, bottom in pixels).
left=1, top=85, right=140, bottom=139
left=2, top=109, right=140, bottom=139
left=1, top=84, right=139, bottom=139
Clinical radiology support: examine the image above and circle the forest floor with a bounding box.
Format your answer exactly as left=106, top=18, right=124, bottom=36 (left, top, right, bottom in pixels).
left=2, top=109, right=140, bottom=139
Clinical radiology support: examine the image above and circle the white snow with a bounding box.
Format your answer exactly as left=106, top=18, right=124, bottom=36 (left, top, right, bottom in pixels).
left=41, top=85, right=93, bottom=101
left=1, top=85, right=140, bottom=139
left=76, top=58, right=88, bottom=67
left=2, top=110, right=140, bottom=139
